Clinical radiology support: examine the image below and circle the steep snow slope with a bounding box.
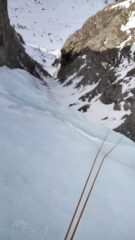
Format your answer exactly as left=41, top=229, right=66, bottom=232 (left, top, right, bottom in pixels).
left=8, top=0, right=115, bottom=75
left=46, top=71, right=131, bottom=129
left=7, top=0, right=135, bottom=140
left=0, top=67, right=135, bottom=240
left=8, top=0, right=114, bottom=50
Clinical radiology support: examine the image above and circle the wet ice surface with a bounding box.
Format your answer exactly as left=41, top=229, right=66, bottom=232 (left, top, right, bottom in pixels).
left=0, top=67, right=135, bottom=239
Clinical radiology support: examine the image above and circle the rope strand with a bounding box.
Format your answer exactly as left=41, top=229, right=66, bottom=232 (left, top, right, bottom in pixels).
left=64, top=130, right=110, bottom=240
left=70, top=137, right=122, bottom=240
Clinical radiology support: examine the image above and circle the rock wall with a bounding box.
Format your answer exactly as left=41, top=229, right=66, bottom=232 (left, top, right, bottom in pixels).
left=0, top=0, right=49, bottom=79
left=58, top=0, right=135, bottom=141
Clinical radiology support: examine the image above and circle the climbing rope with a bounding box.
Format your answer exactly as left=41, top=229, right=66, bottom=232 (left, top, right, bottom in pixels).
left=70, top=136, right=122, bottom=240
left=63, top=130, right=122, bottom=240
left=64, top=129, right=110, bottom=240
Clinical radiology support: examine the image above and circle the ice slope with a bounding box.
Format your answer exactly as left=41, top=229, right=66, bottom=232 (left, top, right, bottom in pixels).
left=0, top=67, right=135, bottom=240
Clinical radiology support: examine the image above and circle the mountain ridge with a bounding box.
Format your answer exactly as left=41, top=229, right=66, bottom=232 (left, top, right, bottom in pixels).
left=58, top=0, right=135, bottom=141
left=62, top=0, right=135, bottom=54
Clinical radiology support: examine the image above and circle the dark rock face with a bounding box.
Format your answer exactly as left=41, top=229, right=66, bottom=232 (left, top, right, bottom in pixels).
left=0, top=0, right=49, bottom=79
left=115, top=113, right=135, bottom=140
left=58, top=43, right=135, bottom=141
left=57, top=0, right=135, bottom=141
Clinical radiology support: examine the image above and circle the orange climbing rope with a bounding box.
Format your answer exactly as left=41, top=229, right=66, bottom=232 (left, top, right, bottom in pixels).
left=64, top=130, right=110, bottom=240
left=70, top=136, right=121, bottom=240
left=64, top=132, right=121, bottom=240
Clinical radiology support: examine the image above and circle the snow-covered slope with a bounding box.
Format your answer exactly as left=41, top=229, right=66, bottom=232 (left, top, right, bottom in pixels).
left=8, top=0, right=135, bottom=141
left=8, top=0, right=114, bottom=50
left=8, top=0, right=115, bottom=75
left=0, top=67, right=135, bottom=240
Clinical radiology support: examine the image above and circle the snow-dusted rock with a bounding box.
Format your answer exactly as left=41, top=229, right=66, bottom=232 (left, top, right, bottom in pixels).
left=62, top=0, right=135, bottom=53
left=58, top=0, right=135, bottom=141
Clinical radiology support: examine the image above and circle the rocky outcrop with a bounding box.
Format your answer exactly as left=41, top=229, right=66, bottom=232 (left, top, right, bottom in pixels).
left=0, top=0, right=49, bottom=79
left=62, top=0, right=135, bottom=54
left=58, top=0, right=135, bottom=141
